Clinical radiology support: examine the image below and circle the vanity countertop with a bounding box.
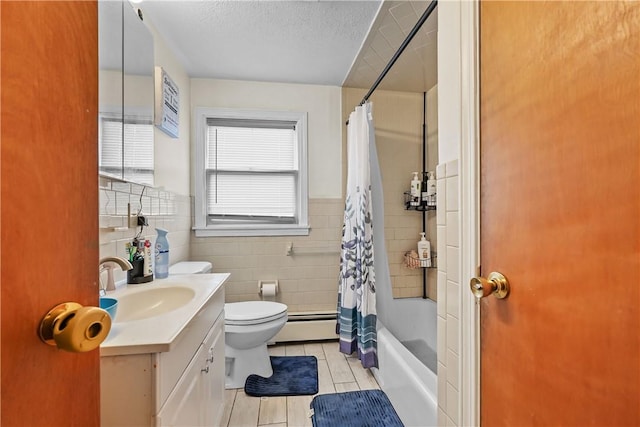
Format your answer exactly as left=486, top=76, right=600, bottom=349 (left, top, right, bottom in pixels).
left=100, top=273, right=229, bottom=357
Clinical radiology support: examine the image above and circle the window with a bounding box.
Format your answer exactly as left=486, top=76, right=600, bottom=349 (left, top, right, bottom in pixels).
left=99, top=114, right=154, bottom=185
left=194, top=108, right=309, bottom=237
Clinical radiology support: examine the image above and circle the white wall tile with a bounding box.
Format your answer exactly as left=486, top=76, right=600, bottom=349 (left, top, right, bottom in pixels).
left=446, top=349, right=460, bottom=391
left=437, top=226, right=447, bottom=271
left=395, top=227, right=423, bottom=240
left=446, top=314, right=459, bottom=355
left=437, top=271, right=447, bottom=318
left=446, top=175, right=459, bottom=212
left=99, top=241, right=117, bottom=259
left=115, top=192, right=129, bottom=215
left=111, top=182, right=130, bottom=193
left=437, top=178, right=447, bottom=225
left=99, top=178, right=192, bottom=283
left=436, top=157, right=462, bottom=427
left=191, top=198, right=344, bottom=307
left=446, top=383, right=460, bottom=426
left=446, top=211, right=459, bottom=247
left=446, top=414, right=457, bottom=427
left=438, top=362, right=447, bottom=410
left=446, top=280, right=460, bottom=319
left=438, top=408, right=448, bottom=427
left=437, top=315, right=447, bottom=364
left=446, top=246, right=459, bottom=284
left=445, top=159, right=458, bottom=178
left=100, top=190, right=115, bottom=215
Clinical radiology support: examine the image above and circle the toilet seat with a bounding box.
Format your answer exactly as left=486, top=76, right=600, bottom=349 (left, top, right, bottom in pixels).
left=225, top=301, right=287, bottom=326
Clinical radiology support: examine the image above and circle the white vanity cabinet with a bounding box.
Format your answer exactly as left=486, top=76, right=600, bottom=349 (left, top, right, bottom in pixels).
left=156, top=315, right=224, bottom=426
left=100, top=276, right=226, bottom=427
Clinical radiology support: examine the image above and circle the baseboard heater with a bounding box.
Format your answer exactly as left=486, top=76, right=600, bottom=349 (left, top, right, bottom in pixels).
left=273, top=311, right=338, bottom=343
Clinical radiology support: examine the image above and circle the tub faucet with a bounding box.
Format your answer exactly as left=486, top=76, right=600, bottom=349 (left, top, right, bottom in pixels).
left=99, top=256, right=133, bottom=294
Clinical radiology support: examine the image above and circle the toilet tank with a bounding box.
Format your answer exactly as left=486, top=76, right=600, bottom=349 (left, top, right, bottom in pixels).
left=168, top=261, right=212, bottom=275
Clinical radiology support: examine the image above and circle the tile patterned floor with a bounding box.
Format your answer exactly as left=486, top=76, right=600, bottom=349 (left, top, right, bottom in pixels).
left=222, top=341, right=380, bottom=427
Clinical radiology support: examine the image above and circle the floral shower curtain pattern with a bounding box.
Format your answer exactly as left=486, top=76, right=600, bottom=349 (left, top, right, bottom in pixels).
left=337, top=102, right=377, bottom=368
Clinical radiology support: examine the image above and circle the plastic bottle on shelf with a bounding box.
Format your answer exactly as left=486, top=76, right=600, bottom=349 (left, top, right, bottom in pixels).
left=417, top=232, right=431, bottom=268
left=410, top=172, right=421, bottom=207
left=155, top=228, right=170, bottom=279
left=426, top=171, right=437, bottom=206
left=421, top=172, right=429, bottom=208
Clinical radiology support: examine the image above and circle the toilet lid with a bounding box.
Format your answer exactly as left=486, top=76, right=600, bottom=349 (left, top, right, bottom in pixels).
left=225, top=301, right=287, bottom=325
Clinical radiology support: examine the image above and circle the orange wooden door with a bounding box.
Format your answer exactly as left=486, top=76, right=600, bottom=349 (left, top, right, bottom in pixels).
left=479, top=1, right=639, bottom=426
left=1, top=1, right=100, bottom=425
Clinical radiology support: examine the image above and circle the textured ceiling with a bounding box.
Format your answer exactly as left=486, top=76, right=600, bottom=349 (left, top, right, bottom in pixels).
left=140, top=0, right=382, bottom=86
left=343, top=1, right=438, bottom=93
left=105, top=0, right=438, bottom=93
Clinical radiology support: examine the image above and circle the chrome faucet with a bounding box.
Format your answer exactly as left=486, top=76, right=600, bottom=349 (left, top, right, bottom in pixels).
left=99, top=256, right=133, bottom=294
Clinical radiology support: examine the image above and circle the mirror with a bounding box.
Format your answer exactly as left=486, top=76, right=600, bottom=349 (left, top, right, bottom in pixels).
left=98, top=0, right=123, bottom=180
left=99, top=1, right=155, bottom=185
left=122, top=4, right=154, bottom=185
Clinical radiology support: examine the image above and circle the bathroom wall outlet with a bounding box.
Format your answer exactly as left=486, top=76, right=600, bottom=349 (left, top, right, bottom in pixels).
left=127, top=203, right=137, bottom=229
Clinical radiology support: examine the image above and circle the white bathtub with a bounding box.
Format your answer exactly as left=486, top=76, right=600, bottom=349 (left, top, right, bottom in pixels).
left=367, top=130, right=438, bottom=426
left=372, top=299, right=438, bottom=427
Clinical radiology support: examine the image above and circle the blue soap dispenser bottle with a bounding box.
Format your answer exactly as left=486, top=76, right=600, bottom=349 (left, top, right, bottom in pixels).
left=155, top=228, right=170, bottom=279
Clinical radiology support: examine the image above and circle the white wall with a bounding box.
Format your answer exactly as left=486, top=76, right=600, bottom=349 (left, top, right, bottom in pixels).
left=437, top=1, right=479, bottom=427
left=190, top=79, right=342, bottom=199
left=147, top=20, right=191, bottom=196
left=99, top=13, right=194, bottom=282
left=188, top=79, right=343, bottom=310
left=99, top=70, right=122, bottom=113
left=438, top=0, right=462, bottom=164
left=437, top=0, right=463, bottom=426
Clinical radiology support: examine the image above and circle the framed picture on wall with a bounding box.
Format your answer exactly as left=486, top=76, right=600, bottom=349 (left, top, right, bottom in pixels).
left=154, top=66, right=179, bottom=138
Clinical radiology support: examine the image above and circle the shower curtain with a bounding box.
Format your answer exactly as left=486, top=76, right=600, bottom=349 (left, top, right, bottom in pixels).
left=337, top=102, right=377, bottom=368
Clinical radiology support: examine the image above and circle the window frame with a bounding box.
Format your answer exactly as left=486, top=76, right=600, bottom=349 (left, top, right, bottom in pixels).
left=193, top=107, right=309, bottom=237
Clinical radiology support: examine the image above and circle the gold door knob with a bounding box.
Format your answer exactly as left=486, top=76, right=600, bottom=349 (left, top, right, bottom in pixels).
left=469, top=272, right=510, bottom=299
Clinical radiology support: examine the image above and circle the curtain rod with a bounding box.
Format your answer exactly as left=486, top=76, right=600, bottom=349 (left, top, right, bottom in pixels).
left=346, top=0, right=438, bottom=125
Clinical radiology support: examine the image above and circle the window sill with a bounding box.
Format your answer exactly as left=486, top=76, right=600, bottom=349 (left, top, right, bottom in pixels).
left=193, top=224, right=310, bottom=237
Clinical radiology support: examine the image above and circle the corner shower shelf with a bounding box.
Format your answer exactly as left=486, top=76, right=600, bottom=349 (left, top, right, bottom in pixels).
left=404, top=251, right=437, bottom=269
left=403, top=191, right=436, bottom=211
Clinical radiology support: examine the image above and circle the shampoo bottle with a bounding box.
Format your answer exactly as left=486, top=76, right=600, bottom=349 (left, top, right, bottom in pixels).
left=417, top=232, right=431, bottom=268
left=421, top=172, right=429, bottom=207
left=426, top=171, right=437, bottom=206
left=410, top=172, right=421, bottom=206
left=155, top=228, right=170, bottom=279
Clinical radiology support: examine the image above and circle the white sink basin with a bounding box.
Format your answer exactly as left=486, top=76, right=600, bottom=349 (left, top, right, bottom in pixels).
left=115, top=286, right=196, bottom=322
left=100, top=274, right=229, bottom=356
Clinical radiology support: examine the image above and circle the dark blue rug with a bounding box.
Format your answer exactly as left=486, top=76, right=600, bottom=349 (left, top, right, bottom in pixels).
left=244, top=356, right=318, bottom=396
left=311, top=390, right=404, bottom=427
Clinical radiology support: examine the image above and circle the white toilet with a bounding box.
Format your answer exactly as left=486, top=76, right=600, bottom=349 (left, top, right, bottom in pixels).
left=224, top=301, right=288, bottom=389
left=168, top=261, right=213, bottom=275
left=168, top=262, right=288, bottom=389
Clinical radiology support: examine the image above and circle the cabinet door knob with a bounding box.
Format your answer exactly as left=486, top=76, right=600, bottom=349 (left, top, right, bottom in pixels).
left=201, top=366, right=209, bottom=374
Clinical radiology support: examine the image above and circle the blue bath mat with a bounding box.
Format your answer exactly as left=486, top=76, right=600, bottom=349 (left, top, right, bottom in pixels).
left=311, top=390, right=404, bottom=427
left=244, top=356, right=318, bottom=396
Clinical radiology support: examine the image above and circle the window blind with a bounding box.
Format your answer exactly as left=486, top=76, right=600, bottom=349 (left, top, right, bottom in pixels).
left=206, top=120, right=298, bottom=221
left=100, top=116, right=154, bottom=185
left=100, top=118, right=123, bottom=171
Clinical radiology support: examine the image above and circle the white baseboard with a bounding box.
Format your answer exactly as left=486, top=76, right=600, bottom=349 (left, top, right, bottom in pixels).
left=273, top=319, right=337, bottom=343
